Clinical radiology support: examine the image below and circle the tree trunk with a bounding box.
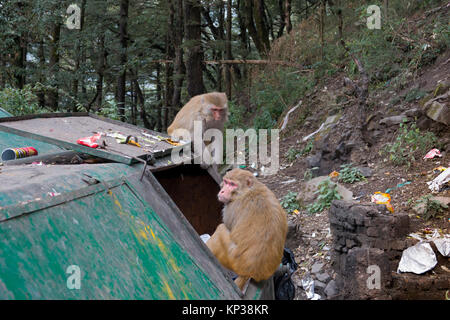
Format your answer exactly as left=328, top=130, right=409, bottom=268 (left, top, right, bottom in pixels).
left=165, top=0, right=175, bottom=123
left=225, top=0, right=232, bottom=99
left=156, top=64, right=163, bottom=132
left=130, top=69, right=152, bottom=129
left=184, top=0, right=206, bottom=97
left=94, top=33, right=106, bottom=111
left=116, top=0, right=129, bottom=121
left=284, top=0, right=292, bottom=34
left=241, top=0, right=270, bottom=57
left=72, top=0, right=86, bottom=112
left=37, top=38, right=46, bottom=108
left=48, top=22, right=61, bottom=111
left=171, top=0, right=185, bottom=118
left=320, top=0, right=325, bottom=61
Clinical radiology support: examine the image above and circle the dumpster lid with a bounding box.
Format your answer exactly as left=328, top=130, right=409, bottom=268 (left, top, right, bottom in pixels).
left=0, top=113, right=188, bottom=165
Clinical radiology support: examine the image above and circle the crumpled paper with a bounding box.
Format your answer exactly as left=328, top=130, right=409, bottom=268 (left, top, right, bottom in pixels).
left=301, top=273, right=321, bottom=300
left=397, top=242, right=437, bottom=274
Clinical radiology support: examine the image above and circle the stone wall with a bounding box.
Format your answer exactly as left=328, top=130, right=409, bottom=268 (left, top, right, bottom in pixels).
left=328, top=200, right=450, bottom=300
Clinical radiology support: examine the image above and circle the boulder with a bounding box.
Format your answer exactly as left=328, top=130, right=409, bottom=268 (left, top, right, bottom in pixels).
left=425, top=101, right=450, bottom=126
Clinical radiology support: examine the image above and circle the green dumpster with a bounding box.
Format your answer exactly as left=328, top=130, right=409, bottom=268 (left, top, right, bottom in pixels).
left=0, top=113, right=273, bottom=300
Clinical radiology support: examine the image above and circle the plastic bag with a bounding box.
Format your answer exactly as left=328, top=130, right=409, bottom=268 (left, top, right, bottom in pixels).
left=371, top=192, right=394, bottom=213
left=274, top=247, right=298, bottom=300
left=77, top=133, right=103, bottom=148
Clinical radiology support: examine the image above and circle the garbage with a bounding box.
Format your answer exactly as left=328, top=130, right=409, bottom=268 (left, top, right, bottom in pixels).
left=423, top=148, right=442, bottom=159
left=329, top=171, right=339, bottom=178
left=434, top=237, right=450, bottom=257
left=47, top=189, right=61, bottom=197
left=199, top=234, right=210, bottom=243
left=274, top=248, right=298, bottom=300
left=77, top=133, right=103, bottom=148
left=427, top=167, right=450, bottom=192
left=385, top=181, right=411, bottom=194
left=301, top=273, right=321, bottom=300
left=371, top=192, right=394, bottom=213
left=432, top=166, right=447, bottom=173
left=397, top=242, right=437, bottom=274
left=1, top=147, right=38, bottom=161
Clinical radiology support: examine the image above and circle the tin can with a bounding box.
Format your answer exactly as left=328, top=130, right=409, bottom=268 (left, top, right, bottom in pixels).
left=1, top=147, right=38, bottom=161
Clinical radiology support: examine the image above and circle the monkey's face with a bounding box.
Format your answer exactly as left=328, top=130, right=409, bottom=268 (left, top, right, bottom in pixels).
left=209, top=105, right=227, bottom=121
left=218, top=178, right=238, bottom=204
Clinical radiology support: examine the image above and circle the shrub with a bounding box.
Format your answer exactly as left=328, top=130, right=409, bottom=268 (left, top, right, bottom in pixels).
left=0, top=85, right=42, bottom=116
left=382, top=121, right=437, bottom=167
left=307, top=178, right=342, bottom=214
left=280, top=191, right=300, bottom=213
left=338, top=163, right=366, bottom=184
left=415, top=195, right=449, bottom=220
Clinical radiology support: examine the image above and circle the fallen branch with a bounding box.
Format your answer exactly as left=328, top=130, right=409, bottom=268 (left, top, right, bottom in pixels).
left=148, top=59, right=305, bottom=69
left=280, top=101, right=302, bottom=131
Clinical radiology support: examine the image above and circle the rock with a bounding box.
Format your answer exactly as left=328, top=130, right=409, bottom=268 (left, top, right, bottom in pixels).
left=356, top=166, right=373, bottom=178
left=425, top=101, right=450, bottom=126
left=379, top=115, right=411, bottom=126
left=316, top=272, right=331, bottom=283
left=300, top=176, right=354, bottom=202
left=413, top=196, right=450, bottom=215
left=311, top=262, right=324, bottom=274
left=403, top=108, right=423, bottom=118
left=306, top=153, right=321, bottom=169
left=324, top=280, right=338, bottom=298
left=314, top=280, right=327, bottom=289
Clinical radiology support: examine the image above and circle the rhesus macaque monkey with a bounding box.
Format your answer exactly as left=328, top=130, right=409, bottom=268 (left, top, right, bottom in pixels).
left=167, top=91, right=228, bottom=141
left=168, top=92, right=228, bottom=183
left=206, top=169, right=288, bottom=291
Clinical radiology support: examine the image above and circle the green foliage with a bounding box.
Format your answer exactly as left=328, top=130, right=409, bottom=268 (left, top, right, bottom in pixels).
left=97, top=100, right=121, bottom=121
left=280, top=191, right=300, bottom=213
left=226, top=100, right=246, bottom=129
left=250, top=70, right=314, bottom=130
left=285, top=140, right=313, bottom=163
left=404, top=88, right=427, bottom=102
left=306, top=178, right=342, bottom=214
left=382, top=121, right=437, bottom=167
left=285, top=147, right=301, bottom=162
left=415, top=195, right=449, bottom=220
left=303, top=167, right=317, bottom=181
left=0, top=86, right=43, bottom=116
left=338, top=164, right=366, bottom=184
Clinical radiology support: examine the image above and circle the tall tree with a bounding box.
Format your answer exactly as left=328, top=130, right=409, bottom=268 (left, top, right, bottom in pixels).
left=116, top=0, right=129, bottom=121
left=171, top=0, right=185, bottom=115
left=48, top=21, right=61, bottom=111
left=240, top=0, right=271, bottom=57
left=72, top=0, right=87, bottom=112
left=225, top=0, right=232, bottom=98
left=184, top=0, right=206, bottom=97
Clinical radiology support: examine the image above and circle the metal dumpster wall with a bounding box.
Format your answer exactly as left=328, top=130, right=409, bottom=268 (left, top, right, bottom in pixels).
left=153, top=165, right=223, bottom=236
left=0, top=163, right=241, bottom=299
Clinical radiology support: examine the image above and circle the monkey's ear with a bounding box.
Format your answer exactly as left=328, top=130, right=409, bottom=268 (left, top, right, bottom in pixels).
left=246, top=177, right=254, bottom=188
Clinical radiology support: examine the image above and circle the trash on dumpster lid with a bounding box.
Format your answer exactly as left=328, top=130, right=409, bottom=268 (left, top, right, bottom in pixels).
left=0, top=113, right=189, bottom=165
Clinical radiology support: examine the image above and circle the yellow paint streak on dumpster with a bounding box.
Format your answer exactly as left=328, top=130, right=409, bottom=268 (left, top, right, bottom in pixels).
left=168, top=258, right=180, bottom=273
left=139, top=230, right=148, bottom=240
left=162, top=278, right=175, bottom=300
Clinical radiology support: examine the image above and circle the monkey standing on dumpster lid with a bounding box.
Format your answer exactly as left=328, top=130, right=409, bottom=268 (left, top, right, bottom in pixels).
left=167, top=92, right=228, bottom=182
left=206, top=168, right=288, bottom=291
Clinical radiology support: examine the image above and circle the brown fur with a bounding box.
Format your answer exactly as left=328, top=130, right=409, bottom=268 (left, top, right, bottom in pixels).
left=167, top=92, right=228, bottom=136
left=206, top=169, right=288, bottom=291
